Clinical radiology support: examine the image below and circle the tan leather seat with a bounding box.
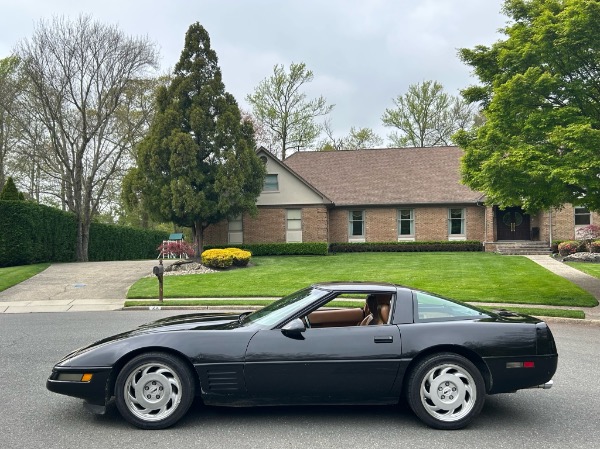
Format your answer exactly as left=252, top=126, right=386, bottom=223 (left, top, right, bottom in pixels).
left=359, top=295, right=378, bottom=326
left=376, top=303, right=390, bottom=325
left=360, top=294, right=392, bottom=325
left=368, top=294, right=391, bottom=325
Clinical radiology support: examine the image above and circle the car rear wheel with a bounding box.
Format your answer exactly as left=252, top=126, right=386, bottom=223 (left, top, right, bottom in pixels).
left=406, top=353, right=485, bottom=430
left=115, top=352, right=195, bottom=429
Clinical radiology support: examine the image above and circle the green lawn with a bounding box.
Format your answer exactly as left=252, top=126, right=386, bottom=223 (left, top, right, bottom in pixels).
left=565, top=262, right=600, bottom=279
left=127, top=253, right=597, bottom=307
left=0, top=263, right=50, bottom=292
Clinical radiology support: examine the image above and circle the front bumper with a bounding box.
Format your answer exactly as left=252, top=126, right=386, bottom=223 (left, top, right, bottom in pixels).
left=46, top=366, right=112, bottom=406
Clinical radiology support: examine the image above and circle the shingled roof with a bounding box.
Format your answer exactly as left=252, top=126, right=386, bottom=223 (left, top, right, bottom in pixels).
left=283, top=146, right=484, bottom=206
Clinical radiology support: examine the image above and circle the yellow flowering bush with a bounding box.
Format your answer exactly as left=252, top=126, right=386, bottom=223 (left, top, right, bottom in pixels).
left=201, top=249, right=233, bottom=268
left=225, top=248, right=252, bottom=267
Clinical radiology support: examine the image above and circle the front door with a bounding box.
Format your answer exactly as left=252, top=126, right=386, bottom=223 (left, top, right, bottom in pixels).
left=496, top=207, right=531, bottom=240
left=244, top=325, right=402, bottom=404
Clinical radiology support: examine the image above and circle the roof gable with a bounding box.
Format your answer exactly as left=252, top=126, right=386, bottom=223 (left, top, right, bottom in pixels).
left=284, top=146, right=483, bottom=206
left=256, top=148, right=331, bottom=206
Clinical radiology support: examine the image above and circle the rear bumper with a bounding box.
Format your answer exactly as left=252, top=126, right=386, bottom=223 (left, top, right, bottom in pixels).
left=47, top=366, right=112, bottom=406
left=484, top=354, right=558, bottom=394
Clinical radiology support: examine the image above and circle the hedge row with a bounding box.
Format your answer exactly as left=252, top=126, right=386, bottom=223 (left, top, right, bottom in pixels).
left=329, top=241, right=483, bottom=253
left=206, top=241, right=482, bottom=256
left=88, top=222, right=167, bottom=262
left=206, top=242, right=329, bottom=256
left=0, top=201, right=167, bottom=267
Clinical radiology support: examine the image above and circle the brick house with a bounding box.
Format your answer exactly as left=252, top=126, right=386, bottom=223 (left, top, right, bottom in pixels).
left=203, top=146, right=597, bottom=251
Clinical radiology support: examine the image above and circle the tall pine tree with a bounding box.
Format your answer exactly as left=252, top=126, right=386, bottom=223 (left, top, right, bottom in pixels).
left=124, top=23, right=265, bottom=257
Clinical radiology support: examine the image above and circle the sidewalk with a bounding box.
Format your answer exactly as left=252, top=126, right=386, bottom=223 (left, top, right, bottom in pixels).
left=523, top=255, right=600, bottom=321
left=0, top=298, right=124, bottom=313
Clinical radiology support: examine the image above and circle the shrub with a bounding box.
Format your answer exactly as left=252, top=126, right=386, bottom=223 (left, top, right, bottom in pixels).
left=201, top=249, right=233, bottom=268
left=0, top=177, right=22, bottom=201
left=576, top=224, right=600, bottom=252
left=558, top=241, right=580, bottom=257
left=224, top=248, right=252, bottom=266
left=0, top=201, right=167, bottom=267
left=157, top=240, right=195, bottom=259
left=206, top=242, right=328, bottom=256
left=590, top=240, right=600, bottom=253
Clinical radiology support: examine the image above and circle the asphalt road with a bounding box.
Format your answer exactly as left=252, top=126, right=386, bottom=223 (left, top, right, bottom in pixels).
left=1, top=311, right=598, bottom=449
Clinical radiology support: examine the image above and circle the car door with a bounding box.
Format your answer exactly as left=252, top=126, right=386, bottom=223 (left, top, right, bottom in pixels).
left=244, top=323, right=402, bottom=404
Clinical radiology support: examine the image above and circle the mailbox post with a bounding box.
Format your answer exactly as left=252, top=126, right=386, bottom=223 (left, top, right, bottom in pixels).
left=153, top=258, right=164, bottom=302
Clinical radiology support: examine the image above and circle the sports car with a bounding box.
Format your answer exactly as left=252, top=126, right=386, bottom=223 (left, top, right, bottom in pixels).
left=47, top=282, right=557, bottom=430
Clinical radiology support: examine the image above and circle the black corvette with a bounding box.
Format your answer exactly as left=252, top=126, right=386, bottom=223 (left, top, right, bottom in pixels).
left=47, top=282, right=557, bottom=430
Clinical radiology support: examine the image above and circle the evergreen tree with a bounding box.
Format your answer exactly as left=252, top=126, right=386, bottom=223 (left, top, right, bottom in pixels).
left=125, top=23, right=265, bottom=257
left=0, top=177, right=21, bottom=201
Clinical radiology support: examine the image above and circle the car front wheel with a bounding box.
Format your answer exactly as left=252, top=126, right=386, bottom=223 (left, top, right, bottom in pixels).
left=115, top=352, right=195, bottom=429
left=406, top=353, right=485, bottom=430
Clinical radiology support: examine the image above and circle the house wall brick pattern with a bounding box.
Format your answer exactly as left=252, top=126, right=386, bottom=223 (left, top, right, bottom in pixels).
left=204, top=206, right=330, bottom=245
left=328, top=206, right=486, bottom=243
left=203, top=221, right=228, bottom=246
left=243, top=208, right=286, bottom=243
left=366, top=208, right=397, bottom=242
left=302, top=206, right=329, bottom=242
left=329, top=209, right=350, bottom=243
left=537, top=207, right=600, bottom=242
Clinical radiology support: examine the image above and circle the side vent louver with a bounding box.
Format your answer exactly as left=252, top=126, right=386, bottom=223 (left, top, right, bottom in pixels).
left=206, top=369, right=242, bottom=392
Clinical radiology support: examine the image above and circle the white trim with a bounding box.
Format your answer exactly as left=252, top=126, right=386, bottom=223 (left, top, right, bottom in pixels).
left=448, top=235, right=466, bottom=241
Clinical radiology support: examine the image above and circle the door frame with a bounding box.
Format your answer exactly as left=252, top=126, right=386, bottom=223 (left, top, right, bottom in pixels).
left=495, top=206, right=531, bottom=241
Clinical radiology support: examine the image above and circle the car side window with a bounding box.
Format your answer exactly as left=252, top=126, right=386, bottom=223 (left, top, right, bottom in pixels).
left=303, top=293, right=394, bottom=329
left=415, top=291, right=488, bottom=322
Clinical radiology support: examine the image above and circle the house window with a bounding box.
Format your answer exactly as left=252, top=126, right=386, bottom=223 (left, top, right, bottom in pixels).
left=575, top=207, right=591, bottom=226
left=398, top=209, right=415, bottom=241
left=286, top=209, right=302, bottom=243
left=448, top=208, right=465, bottom=239
left=228, top=215, right=243, bottom=244
left=349, top=210, right=365, bottom=241
left=263, top=174, right=278, bottom=192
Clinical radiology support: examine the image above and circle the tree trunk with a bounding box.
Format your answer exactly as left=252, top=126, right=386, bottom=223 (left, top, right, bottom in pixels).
left=193, top=220, right=205, bottom=261
left=76, top=217, right=90, bottom=262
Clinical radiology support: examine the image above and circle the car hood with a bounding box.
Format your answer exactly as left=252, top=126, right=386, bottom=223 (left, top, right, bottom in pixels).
left=59, top=312, right=247, bottom=363
left=133, top=312, right=244, bottom=332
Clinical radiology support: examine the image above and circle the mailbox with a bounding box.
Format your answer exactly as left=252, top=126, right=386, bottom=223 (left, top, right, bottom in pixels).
left=153, top=265, right=164, bottom=277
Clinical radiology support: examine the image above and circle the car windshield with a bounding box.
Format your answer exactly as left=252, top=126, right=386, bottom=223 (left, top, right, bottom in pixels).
left=242, top=287, right=327, bottom=328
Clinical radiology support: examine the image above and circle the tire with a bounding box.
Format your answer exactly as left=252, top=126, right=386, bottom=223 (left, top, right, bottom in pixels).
left=115, top=352, right=195, bottom=430
left=406, top=353, right=485, bottom=430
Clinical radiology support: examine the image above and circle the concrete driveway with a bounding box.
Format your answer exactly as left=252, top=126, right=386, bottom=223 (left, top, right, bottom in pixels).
left=0, top=260, right=158, bottom=313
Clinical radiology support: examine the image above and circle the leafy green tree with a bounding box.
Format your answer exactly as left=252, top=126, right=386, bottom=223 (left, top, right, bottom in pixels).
left=246, top=62, right=334, bottom=159
left=318, top=119, right=383, bottom=151
left=125, top=23, right=265, bottom=257
left=382, top=80, right=475, bottom=147
left=346, top=127, right=384, bottom=150
left=0, top=176, right=21, bottom=200
left=456, top=0, right=600, bottom=212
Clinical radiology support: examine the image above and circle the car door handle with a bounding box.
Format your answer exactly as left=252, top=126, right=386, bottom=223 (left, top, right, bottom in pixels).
left=374, top=336, right=393, bottom=343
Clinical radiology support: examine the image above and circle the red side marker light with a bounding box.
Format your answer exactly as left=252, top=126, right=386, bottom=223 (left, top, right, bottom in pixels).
left=506, top=361, right=535, bottom=369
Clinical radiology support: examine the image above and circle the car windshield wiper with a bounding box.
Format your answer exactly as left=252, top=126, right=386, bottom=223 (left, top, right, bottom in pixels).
left=238, top=311, right=252, bottom=324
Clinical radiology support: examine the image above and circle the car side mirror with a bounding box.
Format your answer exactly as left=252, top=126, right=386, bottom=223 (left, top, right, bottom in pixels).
left=281, top=318, right=306, bottom=337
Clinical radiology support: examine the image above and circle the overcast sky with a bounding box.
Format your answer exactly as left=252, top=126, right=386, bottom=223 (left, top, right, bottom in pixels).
left=0, top=0, right=508, bottom=141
